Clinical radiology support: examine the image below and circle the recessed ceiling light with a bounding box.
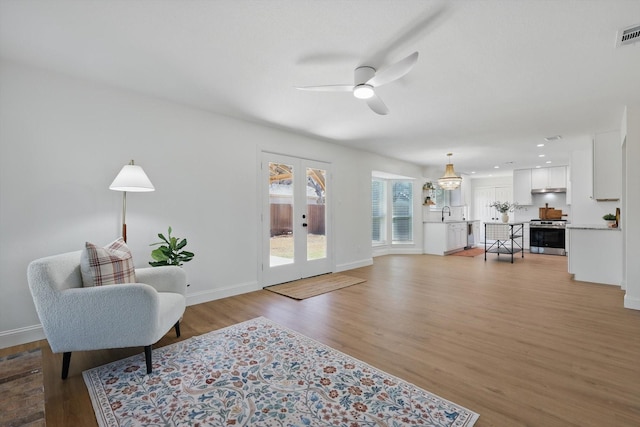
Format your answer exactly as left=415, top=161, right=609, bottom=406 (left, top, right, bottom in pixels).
left=544, top=135, right=562, bottom=142
left=546, top=161, right=552, bottom=164
left=538, top=154, right=545, bottom=157
left=494, top=165, right=500, bottom=169
left=537, top=143, right=545, bottom=147
left=536, top=165, right=541, bottom=168
left=471, top=171, right=476, bottom=174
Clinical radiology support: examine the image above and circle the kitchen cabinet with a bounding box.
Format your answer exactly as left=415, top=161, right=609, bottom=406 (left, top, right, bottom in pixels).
left=593, top=130, right=621, bottom=201
left=531, top=166, right=567, bottom=190
left=513, top=169, right=532, bottom=205
left=471, top=221, right=480, bottom=247
left=424, top=221, right=468, bottom=255
left=447, top=222, right=467, bottom=251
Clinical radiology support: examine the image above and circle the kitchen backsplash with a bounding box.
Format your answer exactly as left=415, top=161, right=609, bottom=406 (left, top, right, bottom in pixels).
left=423, top=205, right=467, bottom=221
left=513, top=193, right=571, bottom=222
left=422, top=192, right=571, bottom=222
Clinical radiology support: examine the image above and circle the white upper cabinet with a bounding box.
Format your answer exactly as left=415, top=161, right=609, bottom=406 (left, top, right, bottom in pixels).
left=547, top=167, right=567, bottom=188
left=513, top=169, right=532, bottom=205
left=593, top=130, right=622, bottom=201
left=531, top=166, right=567, bottom=190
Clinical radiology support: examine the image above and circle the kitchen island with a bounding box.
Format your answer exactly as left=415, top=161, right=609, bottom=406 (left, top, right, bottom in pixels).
left=567, top=224, right=622, bottom=286
left=484, top=222, right=525, bottom=263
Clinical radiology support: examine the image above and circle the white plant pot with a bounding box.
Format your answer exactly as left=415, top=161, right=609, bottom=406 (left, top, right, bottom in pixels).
left=501, top=212, right=509, bottom=223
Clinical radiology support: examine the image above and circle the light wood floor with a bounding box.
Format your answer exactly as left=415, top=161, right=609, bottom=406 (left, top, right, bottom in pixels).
left=3, top=253, right=640, bottom=426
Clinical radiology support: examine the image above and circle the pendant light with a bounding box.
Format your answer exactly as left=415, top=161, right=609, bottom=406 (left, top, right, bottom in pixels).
left=437, top=153, right=462, bottom=190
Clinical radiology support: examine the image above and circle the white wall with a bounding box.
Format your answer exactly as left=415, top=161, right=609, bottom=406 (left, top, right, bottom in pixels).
left=0, top=61, right=424, bottom=347
left=622, top=106, right=640, bottom=310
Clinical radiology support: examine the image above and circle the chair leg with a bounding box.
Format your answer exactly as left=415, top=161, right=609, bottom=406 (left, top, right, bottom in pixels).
left=61, top=352, right=72, bottom=380
left=144, top=345, right=153, bottom=374
left=174, top=321, right=181, bottom=337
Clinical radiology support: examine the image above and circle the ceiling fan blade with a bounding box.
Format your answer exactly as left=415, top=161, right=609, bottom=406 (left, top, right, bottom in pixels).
left=367, top=51, right=419, bottom=87
left=366, top=94, right=389, bottom=115
left=295, top=84, right=354, bottom=92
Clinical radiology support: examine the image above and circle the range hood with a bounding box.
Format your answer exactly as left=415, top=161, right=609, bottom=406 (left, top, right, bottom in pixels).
left=531, top=187, right=566, bottom=194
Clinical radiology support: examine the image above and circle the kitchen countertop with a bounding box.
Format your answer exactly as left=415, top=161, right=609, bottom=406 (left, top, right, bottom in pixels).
left=423, top=219, right=480, bottom=223
left=566, top=224, right=621, bottom=231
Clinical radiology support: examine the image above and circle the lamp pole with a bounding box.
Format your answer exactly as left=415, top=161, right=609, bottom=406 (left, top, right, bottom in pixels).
left=109, top=159, right=155, bottom=242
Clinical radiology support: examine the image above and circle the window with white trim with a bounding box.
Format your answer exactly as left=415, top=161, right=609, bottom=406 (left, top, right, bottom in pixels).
left=371, top=179, right=386, bottom=245
left=371, top=177, right=414, bottom=245
left=391, top=181, right=413, bottom=243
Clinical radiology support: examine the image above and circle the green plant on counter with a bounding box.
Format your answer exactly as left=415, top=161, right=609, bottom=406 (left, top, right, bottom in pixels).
left=602, top=213, right=616, bottom=221
left=149, top=226, right=195, bottom=267
left=489, top=201, right=522, bottom=213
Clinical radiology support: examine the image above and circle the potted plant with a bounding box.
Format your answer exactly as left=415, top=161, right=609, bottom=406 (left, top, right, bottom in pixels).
left=489, top=201, right=522, bottom=223
left=602, top=213, right=617, bottom=228
left=149, top=226, right=195, bottom=266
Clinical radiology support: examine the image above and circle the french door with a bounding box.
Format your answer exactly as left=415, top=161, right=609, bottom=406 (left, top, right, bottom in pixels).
left=261, top=153, right=332, bottom=286
left=474, top=186, right=512, bottom=242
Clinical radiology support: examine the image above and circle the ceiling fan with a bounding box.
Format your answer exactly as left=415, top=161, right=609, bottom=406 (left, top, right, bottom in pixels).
left=295, top=51, right=419, bottom=115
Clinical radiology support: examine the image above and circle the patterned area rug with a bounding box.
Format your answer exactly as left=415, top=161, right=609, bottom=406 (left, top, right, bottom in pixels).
left=0, top=348, right=45, bottom=427
left=264, top=273, right=366, bottom=299
left=83, top=317, right=479, bottom=427
left=448, top=248, right=485, bottom=257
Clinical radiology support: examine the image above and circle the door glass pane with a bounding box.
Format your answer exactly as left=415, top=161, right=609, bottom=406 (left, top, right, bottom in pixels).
left=269, top=162, right=294, bottom=266
left=306, top=167, right=326, bottom=260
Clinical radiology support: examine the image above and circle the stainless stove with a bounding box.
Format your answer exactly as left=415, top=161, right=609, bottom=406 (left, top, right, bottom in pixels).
left=530, top=219, right=566, bottom=255
left=530, top=219, right=567, bottom=229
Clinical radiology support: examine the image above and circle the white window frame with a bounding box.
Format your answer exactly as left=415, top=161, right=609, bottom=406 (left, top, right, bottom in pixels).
left=371, top=178, right=387, bottom=246
left=371, top=175, right=415, bottom=249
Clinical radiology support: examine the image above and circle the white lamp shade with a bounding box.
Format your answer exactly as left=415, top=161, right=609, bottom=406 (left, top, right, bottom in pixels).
left=109, top=164, right=155, bottom=192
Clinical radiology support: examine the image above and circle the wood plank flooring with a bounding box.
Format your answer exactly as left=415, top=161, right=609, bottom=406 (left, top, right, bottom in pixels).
left=2, top=253, right=639, bottom=426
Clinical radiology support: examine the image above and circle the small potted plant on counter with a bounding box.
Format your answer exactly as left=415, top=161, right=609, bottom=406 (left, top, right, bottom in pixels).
left=602, top=213, right=617, bottom=228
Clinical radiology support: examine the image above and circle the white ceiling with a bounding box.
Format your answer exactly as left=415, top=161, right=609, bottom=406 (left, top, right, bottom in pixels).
left=1, top=0, right=639, bottom=177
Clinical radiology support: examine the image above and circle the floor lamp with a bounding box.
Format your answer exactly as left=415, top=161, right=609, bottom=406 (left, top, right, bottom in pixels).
left=109, top=160, right=155, bottom=242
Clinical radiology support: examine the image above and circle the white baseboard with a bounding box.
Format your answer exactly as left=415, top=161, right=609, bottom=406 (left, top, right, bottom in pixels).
left=624, top=293, right=640, bottom=310
left=335, top=258, right=373, bottom=272
left=0, top=282, right=263, bottom=349
left=389, top=247, right=423, bottom=255
left=0, top=324, right=45, bottom=350
left=373, top=248, right=424, bottom=257
left=186, top=280, right=262, bottom=307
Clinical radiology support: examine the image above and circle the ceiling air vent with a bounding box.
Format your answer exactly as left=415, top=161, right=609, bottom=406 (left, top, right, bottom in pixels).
left=616, top=24, right=640, bottom=47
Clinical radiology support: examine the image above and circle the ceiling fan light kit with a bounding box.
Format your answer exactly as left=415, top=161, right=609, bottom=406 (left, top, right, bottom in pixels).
left=296, top=52, right=419, bottom=115
left=438, top=153, right=462, bottom=190
left=353, top=84, right=374, bottom=99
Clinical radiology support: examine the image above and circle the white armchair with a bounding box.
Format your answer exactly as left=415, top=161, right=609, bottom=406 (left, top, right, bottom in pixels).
left=27, top=250, right=187, bottom=379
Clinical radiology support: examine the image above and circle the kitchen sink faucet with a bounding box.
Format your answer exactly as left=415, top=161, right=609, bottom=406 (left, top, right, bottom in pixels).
left=442, top=206, right=451, bottom=222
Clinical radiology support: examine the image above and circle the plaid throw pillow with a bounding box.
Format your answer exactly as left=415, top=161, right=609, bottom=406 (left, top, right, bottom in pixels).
left=80, top=238, right=137, bottom=287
